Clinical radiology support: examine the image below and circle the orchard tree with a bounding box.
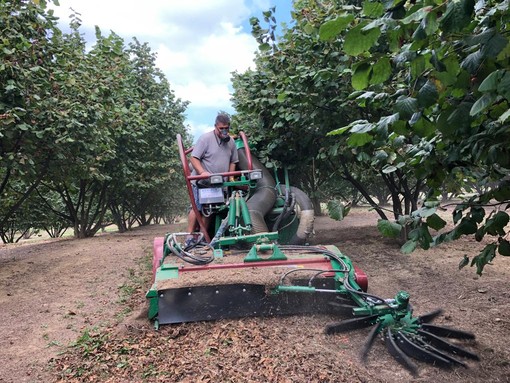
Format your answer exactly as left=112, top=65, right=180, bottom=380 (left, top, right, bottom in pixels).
left=106, top=39, right=189, bottom=231
left=1, top=1, right=190, bottom=241
left=315, top=0, right=510, bottom=273
left=0, top=0, right=59, bottom=235
left=232, top=2, right=424, bottom=224
left=237, top=0, right=509, bottom=273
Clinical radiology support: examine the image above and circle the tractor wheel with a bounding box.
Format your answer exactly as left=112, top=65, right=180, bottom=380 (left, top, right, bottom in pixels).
left=277, top=185, right=314, bottom=245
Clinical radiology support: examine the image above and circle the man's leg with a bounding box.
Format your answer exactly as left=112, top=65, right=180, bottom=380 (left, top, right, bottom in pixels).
left=187, top=209, right=197, bottom=234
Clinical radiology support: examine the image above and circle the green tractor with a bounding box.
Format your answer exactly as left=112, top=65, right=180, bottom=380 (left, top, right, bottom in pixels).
left=146, top=132, right=479, bottom=376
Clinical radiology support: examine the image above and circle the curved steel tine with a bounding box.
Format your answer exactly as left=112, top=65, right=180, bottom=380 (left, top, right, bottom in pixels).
left=417, top=309, right=443, bottom=324
left=325, top=314, right=379, bottom=335
left=385, top=328, right=419, bottom=377
left=395, top=331, right=452, bottom=369
left=414, top=337, right=468, bottom=368
left=361, top=322, right=383, bottom=363
left=417, top=329, right=480, bottom=361
left=421, top=324, right=475, bottom=340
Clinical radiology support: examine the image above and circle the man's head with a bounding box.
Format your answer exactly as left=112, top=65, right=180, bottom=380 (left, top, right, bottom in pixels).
left=215, top=113, right=231, bottom=141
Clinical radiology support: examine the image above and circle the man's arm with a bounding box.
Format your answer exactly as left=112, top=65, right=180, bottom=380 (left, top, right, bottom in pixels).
left=190, top=156, right=209, bottom=177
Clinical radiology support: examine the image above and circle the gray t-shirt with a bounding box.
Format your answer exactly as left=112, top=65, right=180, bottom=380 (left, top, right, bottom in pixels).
left=191, top=130, right=239, bottom=175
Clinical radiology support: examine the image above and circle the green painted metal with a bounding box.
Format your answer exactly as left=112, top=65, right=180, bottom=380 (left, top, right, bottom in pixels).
left=275, top=285, right=317, bottom=293
left=146, top=288, right=159, bottom=320
left=216, top=232, right=279, bottom=246
left=244, top=243, right=287, bottom=262
left=156, top=264, right=179, bottom=281
left=239, top=197, right=252, bottom=228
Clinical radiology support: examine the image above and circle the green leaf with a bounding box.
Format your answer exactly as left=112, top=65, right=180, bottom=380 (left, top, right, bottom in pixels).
left=498, top=108, right=510, bottom=123
left=461, top=50, right=483, bottom=74
left=453, top=208, right=463, bottom=224
left=478, top=70, right=502, bottom=92
left=352, top=63, right=371, bottom=90
left=259, top=43, right=271, bottom=51
left=350, top=122, right=375, bottom=133
left=470, top=93, right=497, bottom=116
left=363, top=2, right=385, bottom=17
left=440, top=0, right=475, bottom=33
left=475, top=226, right=486, bottom=242
left=492, top=181, right=510, bottom=202
left=377, top=219, right=402, bottom=238
left=344, top=24, right=381, bottom=56
left=493, top=211, right=509, bottom=230
left=370, top=58, right=391, bottom=85
left=401, top=240, right=417, bottom=254
left=327, top=126, right=351, bottom=136
left=319, top=14, right=354, bottom=41
left=327, top=200, right=350, bottom=221
left=382, top=165, right=397, bottom=174
left=498, top=240, right=510, bottom=256
left=470, top=244, right=497, bottom=275
left=470, top=207, right=485, bottom=223
left=483, top=33, right=508, bottom=58
left=446, top=103, right=473, bottom=132
left=497, top=71, right=510, bottom=99
left=402, top=6, right=433, bottom=24
left=458, top=255, right=469, bottom=270
left=394, top=96, right=418, bottom=119
left=417, top=80, right=438, bottom=108
left=426, top=213, right=447, bottom=230
left=347, top=132, right=373, bottom=147
left=457, top=218, right=478, bottom=235
left=414, top=206, right=436, bottom=218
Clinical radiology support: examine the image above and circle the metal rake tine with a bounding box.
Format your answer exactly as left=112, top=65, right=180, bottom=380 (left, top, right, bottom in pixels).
left=385, top=328, right=419, bottom=377
left=417, top=309, right=443, bottom=324
left=325, top=314, right=379, bottom=335
left=414, top=337, right=468, bottom=368
left=395, top=331, right=452, bottom=369
left=417, top=329, right=480, bottom=361
left=421, top=324, right=476, bottom=340
left=360, top=321, right=383, bottom=363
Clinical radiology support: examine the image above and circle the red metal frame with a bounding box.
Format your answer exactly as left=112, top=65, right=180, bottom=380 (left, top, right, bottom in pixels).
left=176, top=132, right=254, bottom=242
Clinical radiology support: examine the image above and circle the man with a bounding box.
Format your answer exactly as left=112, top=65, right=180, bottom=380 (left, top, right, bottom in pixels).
left=185, top=113, right=239, bottom=247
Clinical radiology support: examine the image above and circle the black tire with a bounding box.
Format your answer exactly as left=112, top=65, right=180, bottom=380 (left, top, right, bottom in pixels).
left=278, top=185, right=314, bottom=245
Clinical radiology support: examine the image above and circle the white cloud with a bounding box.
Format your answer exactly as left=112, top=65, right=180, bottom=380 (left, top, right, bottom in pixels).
left=174, top=81, right=231, bottom=109
left=186, top=121, right=214, bottom=143
left=51, top=0, right=259, bottom=113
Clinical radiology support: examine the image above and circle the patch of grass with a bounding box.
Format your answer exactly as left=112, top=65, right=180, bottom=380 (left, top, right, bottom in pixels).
left=46, top=340, right=62, bottom=348
left=71, top=327, right=107, bottom=357
left=114, top=251, right=152, bottom=322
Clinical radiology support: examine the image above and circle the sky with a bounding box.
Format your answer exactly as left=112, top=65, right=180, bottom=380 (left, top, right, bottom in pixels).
left=49, top=0, right=293, bottom=141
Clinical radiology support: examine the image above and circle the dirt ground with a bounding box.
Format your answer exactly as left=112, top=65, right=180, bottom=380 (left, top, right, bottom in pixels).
left=0, top=207, right=509, bottom=383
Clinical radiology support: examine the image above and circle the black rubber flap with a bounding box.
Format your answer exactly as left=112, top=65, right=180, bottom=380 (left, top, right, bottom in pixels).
left=157, top=283, right=337, bottom=324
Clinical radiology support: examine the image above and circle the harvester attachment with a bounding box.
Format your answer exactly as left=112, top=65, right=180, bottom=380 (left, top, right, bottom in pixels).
left=146, top=131, right=479, bottom=377
left=147, top=241, right=369, bottom=327
left=325, top=294, right=479, bottom=376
